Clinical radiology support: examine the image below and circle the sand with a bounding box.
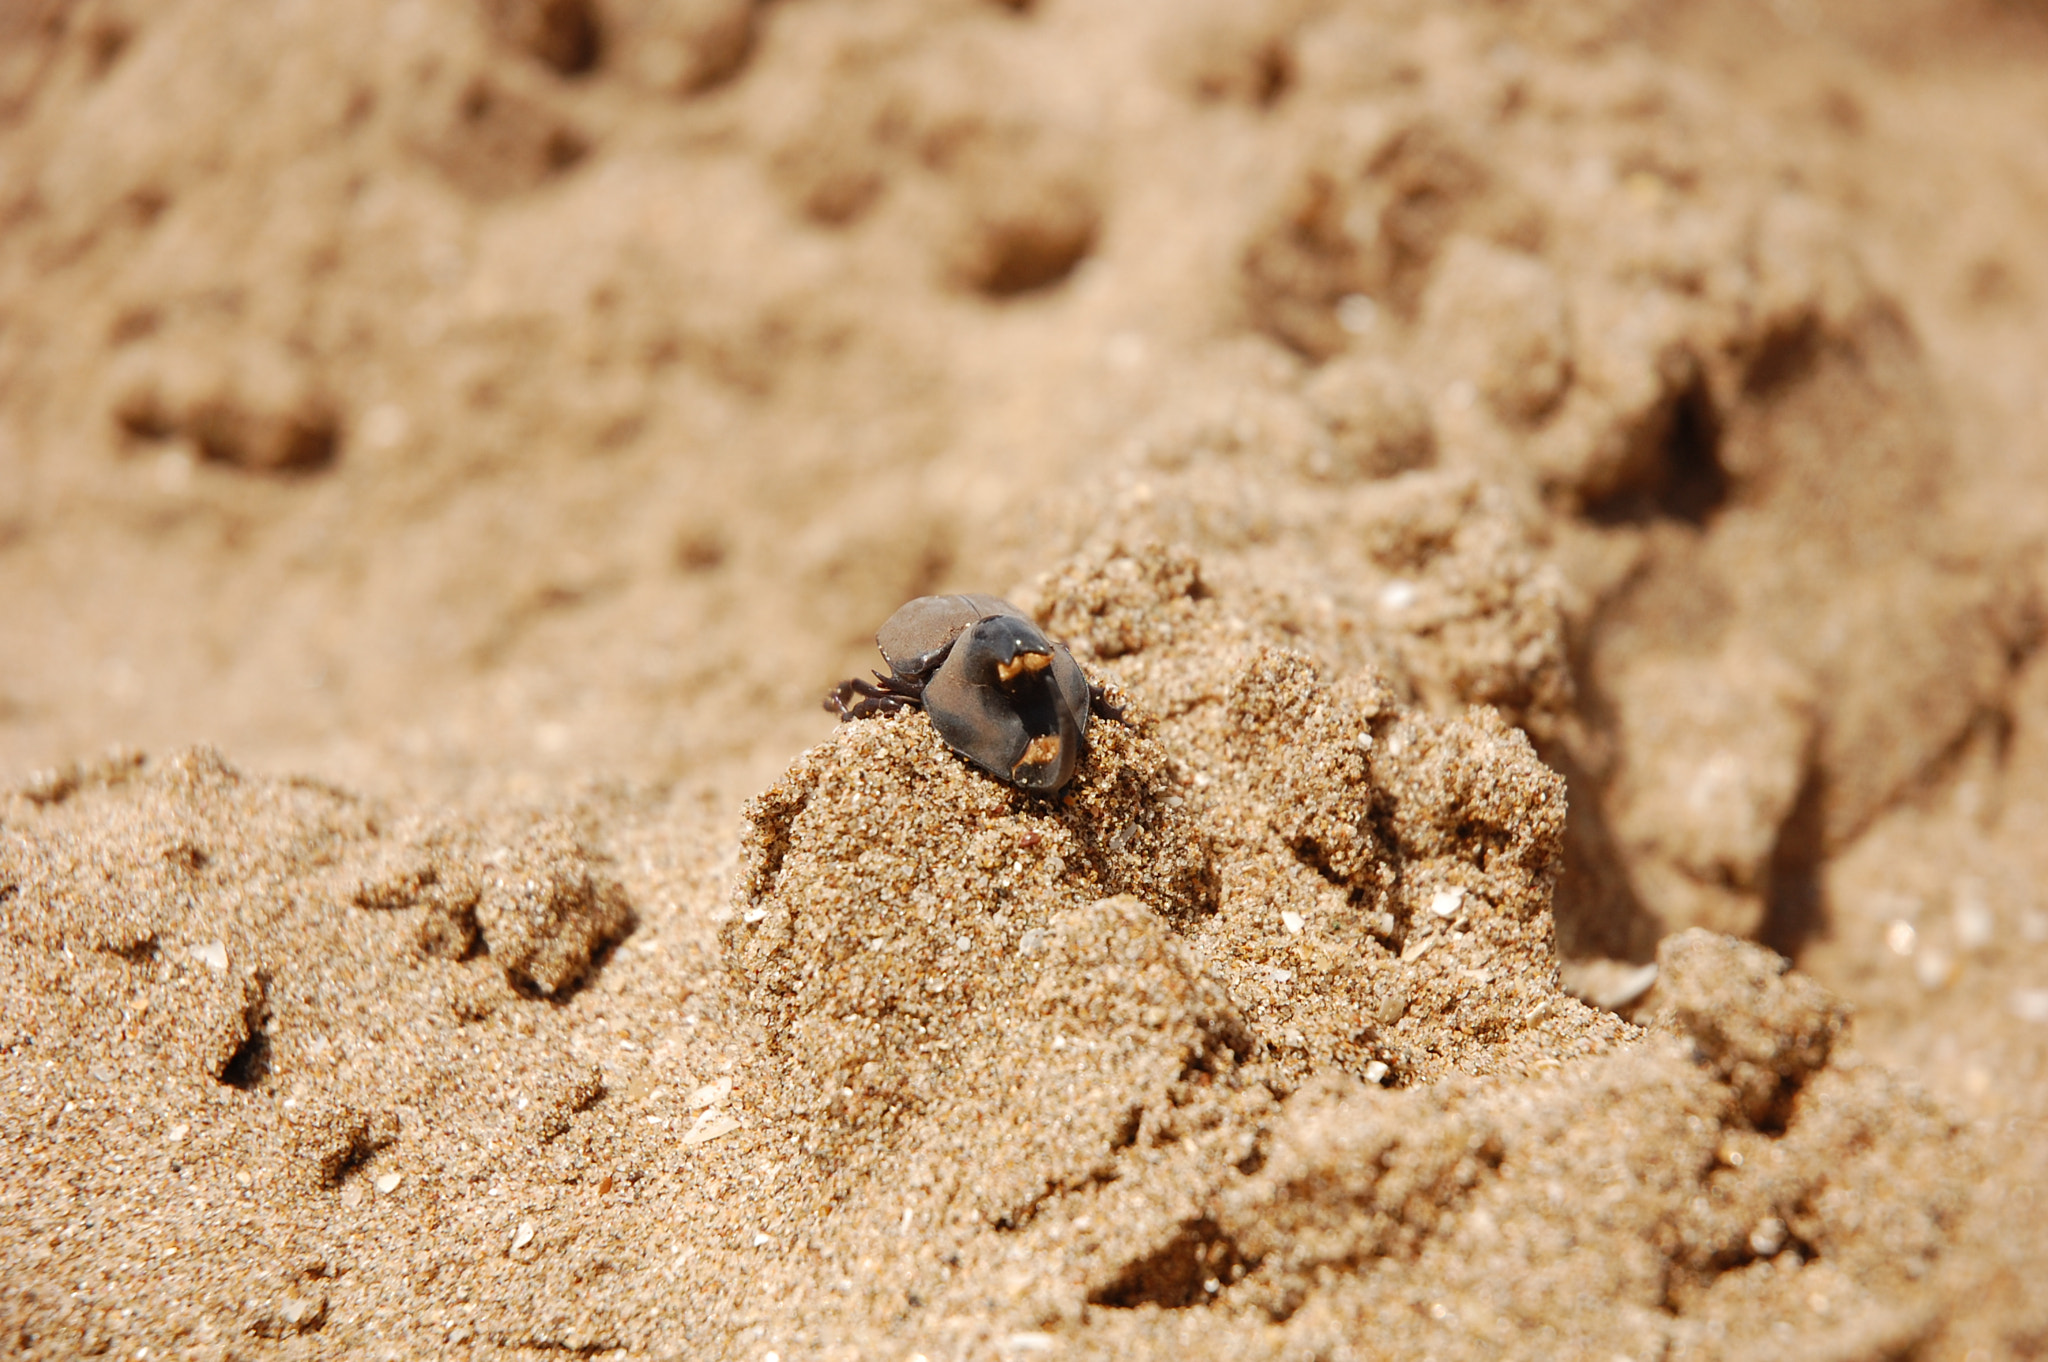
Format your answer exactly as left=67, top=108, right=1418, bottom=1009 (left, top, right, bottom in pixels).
left=4, top=0, right=2048, bottom=1357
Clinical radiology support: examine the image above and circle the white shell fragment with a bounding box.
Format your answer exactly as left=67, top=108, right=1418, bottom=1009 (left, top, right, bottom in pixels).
left=1748, top=1216, right=1787, bottom=1257
left=1559, top=958, right=1661, bottom=1013
left=683, top=1110, right=741, bottom=1146
left=688, top=1076, right=733, bottom=1110
left=1952, top=880, right=1995, bottom=951
left=190, top=941, right=229, bottom=971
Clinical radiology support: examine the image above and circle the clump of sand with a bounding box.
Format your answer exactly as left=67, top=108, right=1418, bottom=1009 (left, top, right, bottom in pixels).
left=0, top=569, right=1983, bottom=1360
left=710, top=560, right=1972, bottom=1358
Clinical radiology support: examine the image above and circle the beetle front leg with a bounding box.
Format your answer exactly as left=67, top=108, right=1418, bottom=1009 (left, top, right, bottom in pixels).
left=825, top=672, right=928, bottom=721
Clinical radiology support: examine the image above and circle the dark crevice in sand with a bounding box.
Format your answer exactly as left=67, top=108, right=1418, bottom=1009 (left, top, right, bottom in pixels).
left=1762, top=763, right=1829, bottom=962
left=217, top=973, right=273, bottom=1090
left=216, top=1028, right=271, bottom=1089
left=1583, top=369, right=1729, bottom=529
left=1086, top=1216, right=1256, bottom=1312
left=95, top=930, right=159, bottom=965
left=12, top=749, right=146, bottom=808
left=1660, top=374, right=1731, bottom=526
left=506, top=921, right=633, bottom=1004
left=1741, top=312, right=1826, bottom=401
left=489, top=1334, right=617, bottom=1356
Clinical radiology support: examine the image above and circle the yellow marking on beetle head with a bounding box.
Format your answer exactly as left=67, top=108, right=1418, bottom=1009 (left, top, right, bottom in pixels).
left=1013, top=735, right=1063, bottom=776
left=996, top=650, right=1052, bottom=684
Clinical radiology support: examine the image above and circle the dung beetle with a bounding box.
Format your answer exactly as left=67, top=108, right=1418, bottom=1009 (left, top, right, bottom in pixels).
left=826, top=593, right=1119, bottom=794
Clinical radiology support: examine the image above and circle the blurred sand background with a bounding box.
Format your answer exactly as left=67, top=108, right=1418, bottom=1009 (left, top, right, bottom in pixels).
left=4, top=0, right=2048, bottom=1357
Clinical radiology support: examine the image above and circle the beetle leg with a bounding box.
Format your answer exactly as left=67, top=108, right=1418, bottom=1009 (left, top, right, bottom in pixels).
left=844, top=695, right=919, bottom=719
left=823, top=681, right=857, bottom=718
left=825, top=672, right=928, bottom=721
left=825, top=677, right=888, bottom=719
left=870, top=670, right=928, bottom=707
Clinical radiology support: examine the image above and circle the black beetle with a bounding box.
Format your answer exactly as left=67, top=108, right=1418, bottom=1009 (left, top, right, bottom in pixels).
left=826, top=594, right=1117, bottom=793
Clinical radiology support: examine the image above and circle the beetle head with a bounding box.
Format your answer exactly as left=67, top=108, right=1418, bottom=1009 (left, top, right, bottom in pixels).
left=965, top=612, right=1057, bottom=677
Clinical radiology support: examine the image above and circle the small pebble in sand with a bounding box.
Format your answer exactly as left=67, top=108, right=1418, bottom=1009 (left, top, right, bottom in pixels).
left=2011, top=989, right=2048, bottom=1024
left=1362, top=1060, right=1390, bottom=1085
left=1378, top=580, right=1419, bottom=613
left=1558, top=959, right=1659, bottom=1011
left=1281, top=910, right=1305, bottom=935
left=152, top=446, right=195, bottom=494
left=374, top=1172, right=402, bottom=1195
left=1336, top=294, right=1379, bottom=335
left=276, top=1296, right=323, bottom=1330
left=189, top=941, right=229, bottom=971
left=1915, top=948, right=1955, bottom=991
left=1885, top=920, right=1918, bottom=956
left=511, top=1221, right=536, bottom=1251
left=360, top=402, right=409, bottom=450
left=1105, top=331, right=1147, bottom=371
left=1429, top=888, right=1466, bottom=918
left=1749, top=1217, right=1788, bottom=1257
left=1952, top=880, right=1995, bottom=951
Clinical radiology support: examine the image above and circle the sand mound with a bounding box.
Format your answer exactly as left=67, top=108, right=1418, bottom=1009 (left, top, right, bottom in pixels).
left=710, top=571, right=1966, bottom=1359
left=0, top=667, right=1973, bottom=1360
